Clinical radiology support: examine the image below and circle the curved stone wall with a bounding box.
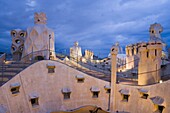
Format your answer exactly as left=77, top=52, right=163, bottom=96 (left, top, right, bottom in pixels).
left=0, top=60, right=109, bottom=113
left=113, top=81, right=170, bottom=113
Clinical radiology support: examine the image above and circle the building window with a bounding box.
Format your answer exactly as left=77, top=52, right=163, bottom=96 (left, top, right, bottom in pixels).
left=122, top=94, right=129, bottom=102
left=106, top=89, right=111, bottom=93
left=63, top=93, right=71, bottom=99
left=141, top=93, right=149, bottom=99
left=29, top=93, right=39, bottom=107
left=30, top=98, right=39, bottom=107
left=46, top=63, right=55, bottom=73
left=11, top=87, right=20, bottom=94
left=48, top=68, right=55, bottom=73
left=62, top=88, right=71, bottom=100
left=77, top=79, right=84, bottom=83
left=10, top=83, right=20, bottom=95
left=93, top=92, right=99, bottom=98
left=104, top=85, right=111, bottom=94
left=155, top=105, right=165, bottom=113
left=155, top=49, right=157, bottom=56
left=150, top=96, right=165, bottom=113
left=91, top=86, right=100, bottom=98
left=119, top=89, right=130, bottom=102
left=76, top=75, right=85, bottom=83
left=147, top=51, right=149, bottom=58
left=158, top=105, right=164, bottom=113
left=138, top=88, right=149, bottom=99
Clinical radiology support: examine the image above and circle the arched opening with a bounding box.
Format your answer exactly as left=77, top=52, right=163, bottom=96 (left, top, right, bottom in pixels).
left=15, top=39, right=20, bottom=44
left=34, top=56, right=44, bottom=61
left=20, top=33, right=25, bottom=37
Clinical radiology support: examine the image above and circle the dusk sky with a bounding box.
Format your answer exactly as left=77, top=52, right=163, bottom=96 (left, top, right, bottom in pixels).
left=0, top=0, right=170, bottom=57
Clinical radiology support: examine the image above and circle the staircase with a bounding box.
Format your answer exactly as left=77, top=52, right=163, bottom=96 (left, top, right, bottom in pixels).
left=59, top=59, right=111, bottom=82
left=0, top=61, right=32, bottom=86
left=73, top=66, right=111, bottom=82
left=0, top=57, right=111, bottom=87
left=56, top=53, right=111, bottom=82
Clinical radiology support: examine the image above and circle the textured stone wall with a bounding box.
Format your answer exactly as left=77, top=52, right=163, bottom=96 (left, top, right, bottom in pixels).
left=0, top=60, right=109, bottom=113
left=113, top=81, right=170, bottom=113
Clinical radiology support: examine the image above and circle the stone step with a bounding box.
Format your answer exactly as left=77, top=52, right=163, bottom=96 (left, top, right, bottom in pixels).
left=0, top=61, right=32, bottom=86
left=4, top=67, right=23, bottom=71
left=0, top=70, right=20, bottom=73
left=11, top=62, right=31, bottom=65
left=0, top=66, right=23, bottom=70
left=9, top=63, right=30, bottom=66
left=0, top=65, right=9, bottom=68
left=72, top=66, right=108, bottom=77
left=0, top=72, right=17, bottom=76
left=0, top=65, right=28, bottom=69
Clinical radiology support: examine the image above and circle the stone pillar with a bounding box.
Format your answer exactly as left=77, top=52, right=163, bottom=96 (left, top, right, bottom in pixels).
left=138, top=43, right=147, bottom=85
left=126, top=46, right=130, bottom=69
left=126, top=45, right=137, bottom=69
left=129, top=46, right=133, bottom=56
left=110, top=45, right=118, bottom=112
left=134, top=45, right=137, bottom=55
left=138, top=42, right=162, bottom=85
left=139, top=43, right=147, bottom=61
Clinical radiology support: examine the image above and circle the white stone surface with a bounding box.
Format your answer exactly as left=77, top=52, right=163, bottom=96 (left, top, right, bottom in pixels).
left=0, top=60, right=109, bottom=113
left=22, top=12, right=56, bottom=60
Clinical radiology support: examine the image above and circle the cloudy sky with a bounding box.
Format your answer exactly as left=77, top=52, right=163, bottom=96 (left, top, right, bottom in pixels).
left=0, top=0, right=170, bottom=57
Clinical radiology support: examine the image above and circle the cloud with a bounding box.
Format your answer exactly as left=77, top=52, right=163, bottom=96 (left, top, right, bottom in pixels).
left=26, top=0, right=36, bottom=7
left=0, top=0, right=170, bottom=57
